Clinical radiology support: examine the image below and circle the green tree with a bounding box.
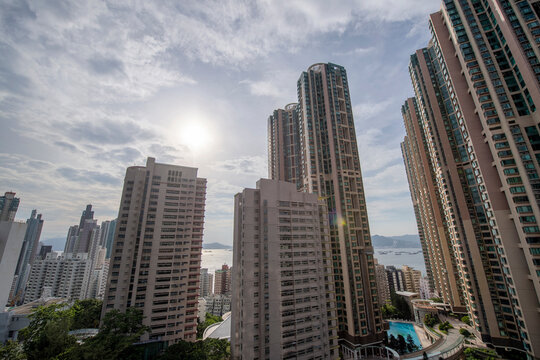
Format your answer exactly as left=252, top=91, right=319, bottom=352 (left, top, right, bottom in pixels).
left=459, top=328, right=471, bottom=337
left=397, top=334, right=407, bottom=354
left=424, top=313, right=440, bottom=328
left=67, top=307, right=149, bottom=360
left=461, top=315, right=471, bottom=325
left=389, top=292, right=412, bottom=320
left=387, top=334, right=398, bottom=352
left=429, top=297, right=443, bottom=303
left=381, top=304, right=398, bottom=319
left=197, top=313, right=223, bottom=339
left=438, top=321, right=453, bottom=333
left=71, top=299, right=103, bottom=330
left=406, top=334, right=418, bottom=353
left=158, top=339, right=230, bottom=360
left=0, top=340, right=26, bottom=360
left=18, top=303, right=76, bottom=360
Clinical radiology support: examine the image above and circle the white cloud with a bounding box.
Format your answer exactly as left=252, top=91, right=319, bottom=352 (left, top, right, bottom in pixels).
left=0, top=0, right=433, bottom=244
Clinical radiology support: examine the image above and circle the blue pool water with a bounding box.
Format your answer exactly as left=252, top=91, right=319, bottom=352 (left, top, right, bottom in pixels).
left=387, top=321, right=422, bottom=348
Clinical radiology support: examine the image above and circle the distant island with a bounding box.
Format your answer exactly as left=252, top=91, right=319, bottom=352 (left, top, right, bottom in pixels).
left=203, top=242, right=232, bottom=249
left=372, top=234, right=421, bottom=248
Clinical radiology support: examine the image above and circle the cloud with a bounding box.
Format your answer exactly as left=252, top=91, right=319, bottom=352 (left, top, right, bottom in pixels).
left=334, top=47, right=375, bottom=56
left=354, top=99, right=395, bottom=122
left=0, top=0, right=434, bottom=244
left=212, top=155, right=267, bottom=177
left=56, top=167, right=121, bottom=186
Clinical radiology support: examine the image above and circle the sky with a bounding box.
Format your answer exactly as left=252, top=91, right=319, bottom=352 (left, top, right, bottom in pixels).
left=0, top=0, right=440, bottom=250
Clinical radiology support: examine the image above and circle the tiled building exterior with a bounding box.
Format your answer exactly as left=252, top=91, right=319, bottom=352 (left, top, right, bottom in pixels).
left=268, top=63, right=385, bottom=354
left=102, top=157, right=206, bottom=344
left=231, top=179, right=338, bottom=359
left=402, top=1, right=540, bottom=357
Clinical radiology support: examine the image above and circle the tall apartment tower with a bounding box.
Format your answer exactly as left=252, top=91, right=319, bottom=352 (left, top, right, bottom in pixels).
left=99, top=219, right=117, bottom=259
left=200, top=268, right=213, bottom=297
left=64, top=205, right=98, bottom=254
left=401, top=98, right=464, bottom=310
left=0, top=192, right=19, bottom=222
left=268, top=104, right=302, bottom=189
left=10, top=210, right=44, bottom=304
left=374, top=260, right=390, bottom=305
left=102, top=157, right=207, bottom=344
left=231, top=179, right=338, bottom=359
left=214, top=264, right=231, bottom=295
left=401, top=266, right=421, bottom=294
left=385, top=266, right=405, bottom=294
left=402, top=2, right=540, bottom=357
left=268, top=63, right=385, bottom=352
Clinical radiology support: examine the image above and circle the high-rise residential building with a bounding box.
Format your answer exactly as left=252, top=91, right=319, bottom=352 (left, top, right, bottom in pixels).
left=268, top=63, right=385, bottom=354
left=401, top=265, right=422, bottom=294
left=64, top=225, right=79, bottom=254
left=204, top=294, right=231, bottom=317
left=102, top=157, right=207, bottom=344
left=401, top=98, right=464, bottom=310
left=37, top=244, right=52, bottom=261
left=419, top=276, right=432, bottom=300
left=0, top=192, right=19, bottom=222
left=87, top=248, right=109, bottom=300
left=402, top=2, right=540, bottom=357
left=374, top=260, right=390, bottom=306
left=10, top=210, right=44, bottom=304
left=385, top=266, right=405, bottom=294
left=268, top=104, right=302, bottom=189
left=64, top=205, right=99, bottom=254
left=0, top=192, right=25, bottom=308
left=231, top=179, right=338, bottom=359
left=214, top=264, right=231, bottom=295
left=99, top=219, right=117, bottom=259
left=24, top=252, right=91, bottom=303
left=0, top=225, right=26, bottom=308
left=200, top=268, right=213, bottom=297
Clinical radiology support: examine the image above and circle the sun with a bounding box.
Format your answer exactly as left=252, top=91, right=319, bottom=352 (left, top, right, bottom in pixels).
left=179, top=122, right=213, bottom=152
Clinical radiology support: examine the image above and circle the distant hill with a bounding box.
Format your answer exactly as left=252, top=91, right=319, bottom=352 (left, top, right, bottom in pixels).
left=372, top=234, right=421, bottom=248
left=41, top=237, right=66, bottom=251
left=203, top=242, right=232, bottom=249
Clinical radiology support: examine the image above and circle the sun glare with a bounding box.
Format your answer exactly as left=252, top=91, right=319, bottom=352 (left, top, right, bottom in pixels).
left=178, top=121, right=213, bottom=152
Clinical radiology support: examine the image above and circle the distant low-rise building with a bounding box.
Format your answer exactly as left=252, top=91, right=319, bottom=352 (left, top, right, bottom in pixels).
left=204, top=294, right=231, bottom=317
left=24, top=252, right=91, bottom=303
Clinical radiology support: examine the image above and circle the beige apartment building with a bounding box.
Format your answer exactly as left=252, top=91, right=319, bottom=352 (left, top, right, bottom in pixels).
left=268, top=63, right=385, bottom=356
left=402, top=1, right=540, bottom=357
left=401, top=98, right=465, bottom=311
left=401, top=266, right=421, bottom=294
left=231, top=179, right=338, bottom=359
left=102, top=157, right=206, bottom=344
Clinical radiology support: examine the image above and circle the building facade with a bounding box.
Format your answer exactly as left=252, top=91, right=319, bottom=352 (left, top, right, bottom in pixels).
left=401, top=98, right=464, bottom=310
left=402, top=2, right=540, bottom=357
left=200, top=268, right=213, bottom=298
left=10, top=210, right=44, bottom=305
left=0, top=192, right=19, bottom=222
left=401, top=265, right=422, bottom=294
left=231, top=179, right=338, bottom=359
left=268, top=63, right=385, bottom=352
left=214, top=264, right=231, bottom=295
left=385, top=266, right=406, bottom=294
left=204, top=294, right=231, bottom=317
left=102, top=157, right=207, bottom=344
left=374, top=260, right=390, bottom=305
left=24, top=252, right=91, bottom=303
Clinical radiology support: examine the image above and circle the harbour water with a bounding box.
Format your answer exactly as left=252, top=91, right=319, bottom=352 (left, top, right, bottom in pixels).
left=374, top=247, right=426, bottom=275
left=201, top=248, right=426, bottom=275
left=201, top=249, right=233, bottom=273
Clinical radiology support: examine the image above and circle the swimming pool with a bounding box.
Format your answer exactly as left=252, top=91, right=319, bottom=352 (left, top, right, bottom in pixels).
left=387, top=321, right=422, bottom=349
